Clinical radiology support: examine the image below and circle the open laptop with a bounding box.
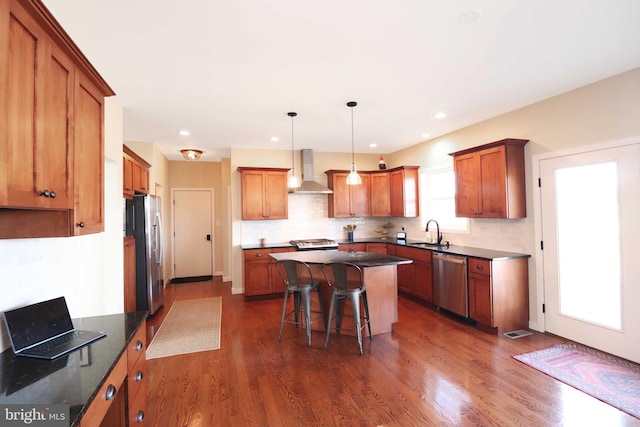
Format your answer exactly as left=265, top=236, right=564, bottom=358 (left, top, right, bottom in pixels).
left=3, top=296, right=106, bottom=360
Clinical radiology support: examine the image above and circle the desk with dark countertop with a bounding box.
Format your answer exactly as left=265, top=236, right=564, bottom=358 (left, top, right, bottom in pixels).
left=270, top=250, right=412, bottom=336
left=0, top=311, right=147, bottom=426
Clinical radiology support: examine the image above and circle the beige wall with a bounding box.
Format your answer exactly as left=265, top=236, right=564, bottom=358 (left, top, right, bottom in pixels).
left=168, top=161, right=226, bottom=276
left=387, top=67, right=640, bottom=330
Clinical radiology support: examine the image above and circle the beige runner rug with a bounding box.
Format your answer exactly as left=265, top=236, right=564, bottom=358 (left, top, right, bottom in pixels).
left=146, top=297, right=222, bottom=359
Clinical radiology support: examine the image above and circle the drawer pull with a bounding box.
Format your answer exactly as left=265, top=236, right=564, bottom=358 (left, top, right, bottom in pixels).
left=105, top=384, right=117, bottom=401
left=135, top=370, right=144, bottom=382
left=76, top=222, right=85, bottom=228
left=476, top=265, right=483, bottom=271
left=255, top=253, right=262, bottom=257
left=135, top=340, right=143, bottom=351
left=135, top=410, right=145, bottom=423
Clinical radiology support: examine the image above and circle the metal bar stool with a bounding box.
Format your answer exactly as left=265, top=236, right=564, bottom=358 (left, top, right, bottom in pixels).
left=322, top=262, right=372, bottom=355
left=275, top=260, right=325, bottom=347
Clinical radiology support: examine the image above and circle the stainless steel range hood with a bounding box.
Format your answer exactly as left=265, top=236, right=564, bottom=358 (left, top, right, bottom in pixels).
left=293, top=149, right=333, bottom=194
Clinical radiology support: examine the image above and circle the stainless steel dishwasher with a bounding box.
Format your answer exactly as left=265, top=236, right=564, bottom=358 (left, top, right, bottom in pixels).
left=432, top=252, right=468, bottom=317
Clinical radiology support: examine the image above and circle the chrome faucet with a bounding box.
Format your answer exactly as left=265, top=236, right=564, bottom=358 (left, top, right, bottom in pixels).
left=425, top=219, right=442, bottom=245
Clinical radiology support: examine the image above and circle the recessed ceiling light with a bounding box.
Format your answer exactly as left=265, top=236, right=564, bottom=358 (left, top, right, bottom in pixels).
left=369, top=143, right=377, bottom=148
left=434, top=112, right=447, bottom=119
left=421, top=133, right=430, bottom=139
left=270, top=136, right=279, bottom=142
left=178, top=130, right=190, bottom=136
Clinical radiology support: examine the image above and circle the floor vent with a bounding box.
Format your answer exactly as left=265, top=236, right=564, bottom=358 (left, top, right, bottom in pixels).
left=503, top=329, right=533, bottom=339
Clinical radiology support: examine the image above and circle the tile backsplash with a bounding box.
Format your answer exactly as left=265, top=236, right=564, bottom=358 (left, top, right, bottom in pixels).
left=241, top=194, right=530, bottom=254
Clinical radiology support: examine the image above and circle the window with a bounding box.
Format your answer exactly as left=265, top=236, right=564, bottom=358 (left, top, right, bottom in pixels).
left=420, top=168, right=468, bottom=232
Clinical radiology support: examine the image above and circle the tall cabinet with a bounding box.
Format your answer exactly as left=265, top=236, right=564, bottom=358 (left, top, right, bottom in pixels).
left=0, top=0, right=114, bottom=239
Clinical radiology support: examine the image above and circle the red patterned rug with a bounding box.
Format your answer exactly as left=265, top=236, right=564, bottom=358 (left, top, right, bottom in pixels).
left=514, top=342, right=640, bottom=419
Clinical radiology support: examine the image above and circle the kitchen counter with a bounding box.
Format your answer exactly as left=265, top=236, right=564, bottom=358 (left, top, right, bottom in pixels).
left=269, top=250, right=413, bottom=267
left=0, top=311, right=147, bottom=426
left=243, top=239, right=529, bottom=260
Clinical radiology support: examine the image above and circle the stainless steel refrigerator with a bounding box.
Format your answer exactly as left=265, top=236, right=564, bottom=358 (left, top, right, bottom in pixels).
left=129, top=194, right=164, bottom=315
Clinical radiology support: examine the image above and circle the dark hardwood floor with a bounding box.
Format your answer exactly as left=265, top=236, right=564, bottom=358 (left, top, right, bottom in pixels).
left=145, top=277, right=640, bottom=426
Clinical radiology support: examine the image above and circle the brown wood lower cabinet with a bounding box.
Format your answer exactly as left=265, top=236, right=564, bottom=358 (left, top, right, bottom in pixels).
left=393, top=246, right=433, bottom=303
left=468, top=257, right=529, bottom=334
left=126, top=325, right=147, bottom=426
left=244, top=247, right=295, bottom=297
left=124, top=236, right=137, bottom=312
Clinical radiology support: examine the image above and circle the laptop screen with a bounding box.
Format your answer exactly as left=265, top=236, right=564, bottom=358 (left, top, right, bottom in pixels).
left=3, top=297, right=74, bottom=352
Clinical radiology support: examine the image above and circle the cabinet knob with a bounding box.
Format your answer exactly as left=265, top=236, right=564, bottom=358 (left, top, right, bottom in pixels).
left=135, top=370, right=144, bottom=382
left=476, top=265, right=483, bottom=271
left=135, top=410, right=145, bottom=423
left=76, top=222, right=85, bottom=228
left=105, top=384, right=117, bottom=400
left=255, top=253, right=262, bottom=257
left=135, top=340, right=143, bottom=351
left=39, top=189, right=55, bottom=198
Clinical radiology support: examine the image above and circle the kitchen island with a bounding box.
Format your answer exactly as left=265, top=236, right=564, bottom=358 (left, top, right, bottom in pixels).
left=270, top=250, right=412, bottom=336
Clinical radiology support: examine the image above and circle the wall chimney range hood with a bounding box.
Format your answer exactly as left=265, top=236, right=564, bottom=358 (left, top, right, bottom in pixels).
left=293, top=149, right=333, bottom=194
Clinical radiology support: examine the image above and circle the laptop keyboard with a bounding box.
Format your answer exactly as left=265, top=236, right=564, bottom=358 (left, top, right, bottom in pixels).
left=28, top=330, right=92, bottom=355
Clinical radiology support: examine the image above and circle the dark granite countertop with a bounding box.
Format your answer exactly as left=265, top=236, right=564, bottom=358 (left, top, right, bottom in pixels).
left=269, top=250, right=412, bottom=267
left=243, top=238, right=529, bottom=261
left=0, top=311, right=147, bottom=426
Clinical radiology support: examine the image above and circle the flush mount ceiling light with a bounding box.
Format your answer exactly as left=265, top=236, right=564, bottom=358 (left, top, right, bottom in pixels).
left=346, top=101, right=362, bottom=185
left=287, top=112, right=301, bottom=189
left=434, top=112, right=447, bottom=119
left=181, top=149, right=202, bottom=160
left=178, top=130, right=190, bottom=136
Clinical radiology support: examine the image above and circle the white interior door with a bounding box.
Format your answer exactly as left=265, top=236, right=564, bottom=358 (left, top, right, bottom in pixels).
left=173, top=189, right=214, bottom=279
left=539, top=142, right=640, bottom=362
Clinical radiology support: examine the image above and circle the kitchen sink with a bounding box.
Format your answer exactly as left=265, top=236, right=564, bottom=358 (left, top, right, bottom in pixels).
left=409, top=242, right=448, bottom=249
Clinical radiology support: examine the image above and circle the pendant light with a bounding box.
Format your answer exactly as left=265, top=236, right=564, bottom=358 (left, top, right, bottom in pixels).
left=346, top=101, right=361, bottom=185
left=287, top=112, right=301, bottom=189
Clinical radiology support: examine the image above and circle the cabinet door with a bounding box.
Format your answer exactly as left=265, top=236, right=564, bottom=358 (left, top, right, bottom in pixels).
left=370, top=172, right=390, bottom=216
left=477, top=146, right=507, bottom=218
left=390, top=168, right=419, bottom=217
left=469, top=273, right=493, bottom=326
left=454, top=153, right=480, bottom=217
left=3, top=5, right=73, bottom=209
left=413, top=259, right=432, bottom=302
left=72, top=75, right=104, bottom=235
left=123, top=156, right=134, bottom=197
left=244, top=249, right=272, bottom=296
left=241, top=170, right=266, bottom=219
left=328, top=172, right=352, bottom=218
left=264, top=170, right=288, bottom=219
left=350, top=173, right=370, bottom=217
left=124, top=237, right=137, bottom=312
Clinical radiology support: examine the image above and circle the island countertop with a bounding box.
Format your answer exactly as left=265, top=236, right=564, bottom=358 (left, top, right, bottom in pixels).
left=269, top=250, right=413, bottom=267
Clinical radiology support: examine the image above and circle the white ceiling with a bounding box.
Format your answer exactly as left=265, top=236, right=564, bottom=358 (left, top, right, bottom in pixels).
left=43, top=0, right=640, bottom=161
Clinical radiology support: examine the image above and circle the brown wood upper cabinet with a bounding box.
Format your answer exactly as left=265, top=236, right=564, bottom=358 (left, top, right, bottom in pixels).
left=238, top=167, right=289, bottom=220
left=0, top=0, right=114, bottom=239
left=450, top=139, right=528, bottom=219
left=325, top=171, right=371, bottom=218
left=123, top=145, right=151, bottom=198
left=326, top=166, right=419, bottom=218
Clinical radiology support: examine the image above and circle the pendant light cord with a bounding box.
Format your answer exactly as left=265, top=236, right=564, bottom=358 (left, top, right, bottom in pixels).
left=351, top=106, right=355, bottom=166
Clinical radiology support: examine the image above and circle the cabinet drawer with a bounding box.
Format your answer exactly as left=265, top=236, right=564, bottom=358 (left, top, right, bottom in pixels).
left=127, top=350, right=147, bottom=405
left=127, top=326, right=147, bottom=368
left=80, top=354, right=127, bottom=426
left=244, top=248, right=272, bottom=260
left=127, top=379, right=148, bottom=426
left=395, top=246, right=431, bottom=263
left=469, top=258, right=490, bottom=276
